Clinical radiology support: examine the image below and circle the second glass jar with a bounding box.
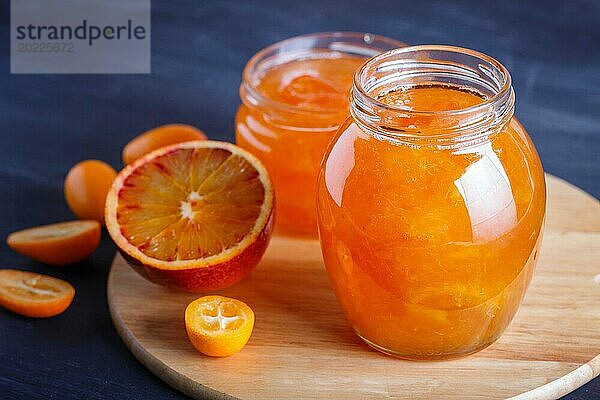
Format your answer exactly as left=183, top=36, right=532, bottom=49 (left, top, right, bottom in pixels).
left=236, top=32, right=404, bottom=237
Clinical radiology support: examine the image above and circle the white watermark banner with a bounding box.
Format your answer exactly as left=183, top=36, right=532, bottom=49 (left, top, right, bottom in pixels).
left=11, top=0, right=151, bottom=74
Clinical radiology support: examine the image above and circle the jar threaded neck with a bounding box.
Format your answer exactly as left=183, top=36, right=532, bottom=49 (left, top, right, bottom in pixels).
left=350, top=45, right=515, bottom=148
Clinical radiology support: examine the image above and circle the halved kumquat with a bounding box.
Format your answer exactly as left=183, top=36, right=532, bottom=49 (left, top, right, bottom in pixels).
left=185, top=295, right=254, bottom=357
left=0, top=269, right=75, bottom=318
left=6, top=220, right=101, bottom=266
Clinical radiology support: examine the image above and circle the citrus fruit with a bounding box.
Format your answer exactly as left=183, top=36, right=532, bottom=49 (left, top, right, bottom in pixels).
left=0, top=269, right=75, bottom=318
left=122, top=124, right=207, bottom=165
left=64, top=159, right=117, bottom=222
left=6, top=220, right=101, bottom=266
left=185, top=295, right=254, bottom=357
left=105, top=140, right=274, bottom=292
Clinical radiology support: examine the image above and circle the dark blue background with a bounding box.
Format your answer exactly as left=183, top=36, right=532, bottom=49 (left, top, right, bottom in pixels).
left=1, top=1, right=598, bottom=399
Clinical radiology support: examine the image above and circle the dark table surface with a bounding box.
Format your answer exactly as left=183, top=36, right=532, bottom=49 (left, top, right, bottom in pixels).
left=1, top=1, right=598, bottom=399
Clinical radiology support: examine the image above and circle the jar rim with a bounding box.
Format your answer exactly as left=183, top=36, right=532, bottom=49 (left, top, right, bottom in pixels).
left=352, top=45, right=513, bottom=117
left=241, top=31, right=406, bottom=116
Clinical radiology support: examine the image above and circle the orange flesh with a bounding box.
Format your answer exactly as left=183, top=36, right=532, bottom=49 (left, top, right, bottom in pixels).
left=116, top=147, right=266, bottom=261
left=236, top=56, right=365, bottom=237
left=192, top=298, right=246, bottom=331
left=317, top=85, right=546, bottom=358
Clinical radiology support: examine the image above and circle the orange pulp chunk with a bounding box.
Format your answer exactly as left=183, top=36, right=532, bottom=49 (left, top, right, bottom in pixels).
left=317, top=85, right=546, bottom=358
left=236, top=56, right=366, bottom=237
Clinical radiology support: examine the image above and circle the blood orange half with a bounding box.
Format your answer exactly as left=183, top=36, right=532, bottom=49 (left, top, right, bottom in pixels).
left=105, top=141, right=274, bottom=292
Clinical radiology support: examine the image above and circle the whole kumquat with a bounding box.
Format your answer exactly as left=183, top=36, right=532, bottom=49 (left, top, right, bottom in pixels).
left=122, top=124, right=207, bottom=165
left=64, top=159, right=117, bottom=222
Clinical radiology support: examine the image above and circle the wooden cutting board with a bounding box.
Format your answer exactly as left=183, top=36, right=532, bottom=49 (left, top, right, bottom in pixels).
left=107, top=174, right=600, bottom=400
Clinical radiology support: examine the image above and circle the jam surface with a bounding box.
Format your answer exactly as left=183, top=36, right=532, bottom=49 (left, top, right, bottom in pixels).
left=257, top=56, right=364, bottom=110
left=236, top=56, right=365, bottom=237
left=379, top=85, right=486, bottom=111
left=317, top=85, right=546, bottom=358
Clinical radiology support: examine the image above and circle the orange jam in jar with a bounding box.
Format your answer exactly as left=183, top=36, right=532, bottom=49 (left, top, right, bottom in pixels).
left=317, top=46, right=546, bottom=359
left=236, top=33, right=404, bottom=237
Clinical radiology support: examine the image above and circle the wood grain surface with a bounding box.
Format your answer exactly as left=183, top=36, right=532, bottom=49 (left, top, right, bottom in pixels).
left=107, top=175, right=600, bottom=400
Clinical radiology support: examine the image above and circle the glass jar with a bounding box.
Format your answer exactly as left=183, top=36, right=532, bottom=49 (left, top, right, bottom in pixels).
left=236, top=32, right=405, bottom=237
left=317, top=46, right=546, bottom=359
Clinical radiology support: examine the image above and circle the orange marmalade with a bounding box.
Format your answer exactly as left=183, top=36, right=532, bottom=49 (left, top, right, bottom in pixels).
left=236, top=33, right=403, bottom=237
left=317, top=46, right=546, bottom=359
